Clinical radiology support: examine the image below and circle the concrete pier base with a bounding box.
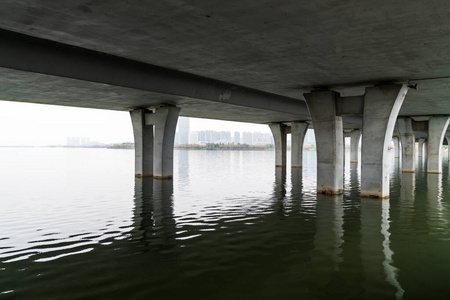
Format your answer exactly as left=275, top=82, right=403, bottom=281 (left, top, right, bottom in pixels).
left=397, top=117, right=415, bottom=173
left=269, top=123, right=287, bottom=167
left=361, top=84, right=408, bottom=198
left=291, top=122, right=308, bottom=168
left=305, top=90, right=343, bottom=195
left=130, top=106, right=180, bottom=179
left=130, top=109, right=154, bottom=177
left=350, top=130, right=361, bottom=163
left=427, top=116, right=450, bottom=174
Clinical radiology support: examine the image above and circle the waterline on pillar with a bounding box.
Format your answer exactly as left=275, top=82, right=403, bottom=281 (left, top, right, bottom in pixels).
left=427, top=170, right=442, bottom=175
left=361, top=191, right=389, bottom=200
left=317, top=186, right=343, bottom=195
left=135, top=173, right=153, bottom=178
left=153, top=175, right=174, bottom=180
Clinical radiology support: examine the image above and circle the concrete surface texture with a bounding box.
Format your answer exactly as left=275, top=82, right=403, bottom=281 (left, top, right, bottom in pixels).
left=397, top=117, right=416, bottom=173
left=350, top=130, right=361, bottom=163
left=427, top=116, right=450, bottom=174
left=0, top=1, right=450, bottom=126
left=153, top=106, right=180, bottom=179
left=269, top=123, right=287, bottom=167
left=291, top=122, right=309, bottom=168
left=418, top=138, right=425, bottom=158
left=130, top=109, right=153, bottom=177
left=360, top=84, right=407, bottom=198
left=305, top=90, right=343, bottom=194
left=393, top=137, right=400, bottom=159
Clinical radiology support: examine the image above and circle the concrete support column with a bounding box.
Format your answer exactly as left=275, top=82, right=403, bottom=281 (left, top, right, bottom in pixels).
left=446, top=135, right=450, bottom=161
left=130, top=106, right=180, bottom=179
left=427, top=116, right=450, bottom=174
left=397, top=117, right=415, bottom=173
left=361, top=84, right=408, bottom=198
left=418, top=138, right=425, bottom=157
left=305, top=90, right=343, bottom=194
left=291, top=122, right=309, bottom=168
left=153, top=106, right=181, bottom=179
left=423, top=141, right=427, bottom=161
left=269, top=123, right=287, bottom=167
left=350, top=130, right=361, bottom=163
left=393, top=136, right=400, bottom=158
left=130, top=109, right=154, bottom=177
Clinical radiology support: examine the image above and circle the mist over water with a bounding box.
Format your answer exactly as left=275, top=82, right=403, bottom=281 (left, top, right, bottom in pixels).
left=1, top=148, right=450, bottom=299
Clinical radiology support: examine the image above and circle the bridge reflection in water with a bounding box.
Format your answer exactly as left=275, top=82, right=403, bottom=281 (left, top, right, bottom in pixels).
left=1, top=149, right=450, bottom=299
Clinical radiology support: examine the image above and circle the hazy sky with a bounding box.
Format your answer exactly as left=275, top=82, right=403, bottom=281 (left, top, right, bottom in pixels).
left=0, top=100, right=271, bottom=146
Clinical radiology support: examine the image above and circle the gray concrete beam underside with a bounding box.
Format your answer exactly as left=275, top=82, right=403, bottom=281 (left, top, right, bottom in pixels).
left=0, top=29, right=309, bottom=125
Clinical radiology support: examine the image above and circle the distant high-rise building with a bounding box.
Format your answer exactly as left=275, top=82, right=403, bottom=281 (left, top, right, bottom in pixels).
left=199, top=131, right=206, bottom=143
left=243, top=132, right=253, bottom=145
left=178, top=117, right=190, bottom=144
left=263, top=133, right=273, bottom=145
left=253, top=132, right=264, bottom=145
left=205, top=130, right=213, bottom=143
left=189, top=131, right=199, bottom=144
left=234, top=132, right=241, bottom=144
left=219, top=131, right=231, bottom=143
left=212, top=131, right=220, bottom=143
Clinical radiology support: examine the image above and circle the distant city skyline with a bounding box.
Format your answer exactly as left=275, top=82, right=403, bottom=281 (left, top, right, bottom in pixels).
left=0, top=101, right=276, bottom=146
left=175, top=117, right=316, bottom=146
left=0, top=100, right=320, bottom=147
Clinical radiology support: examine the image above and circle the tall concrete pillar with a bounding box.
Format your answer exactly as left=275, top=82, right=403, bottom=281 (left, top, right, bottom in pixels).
left=305, top=90, right=343, bottom=194
left=350, top=130, right=361, bottom=163
left=269, top=123, right=287, bottom=167
left=427, top=116, right=450, bottom=174
left=343, top=135, right=346, bottom=164
left=423, top=141, right=427, bottom=161
left=418, top=138, right=425, bottom=157
left=153, top=106, right=181, bottom=179
left=130, top=109, right=154, bottom=177
left=361, top=84, right=408, bottom=198
left=445, top=135, right=450, bottom=161
left=291, top=122, right=308, bottom=168
left=397, top=117, right=415, bottom=173
left=393, top=136, right=400, bottom=158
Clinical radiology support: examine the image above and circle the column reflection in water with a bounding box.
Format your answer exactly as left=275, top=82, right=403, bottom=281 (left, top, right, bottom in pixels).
left=290, top=167, right=302, bottom=200
left=427, top=173, right=447, bottom=232
left=381, top=200, right=404, bottom=300
left=132, top=178, right=176, bottom=249
left=272, top=167, right=287, bottom=215
left=307, top=195, right=344, bottom=297
left=177, top=149, right=189, bottom=188
left=399, top=173, right=415, bottom=223
left=274, top=167, right=287, bottom=200
left=417, top=149, right=424, bottom=169
left=360, top=199, right=403, bottom=299
left=349, top=163, right=360, bottom=194
left=340, top=163, right=364, bottom=298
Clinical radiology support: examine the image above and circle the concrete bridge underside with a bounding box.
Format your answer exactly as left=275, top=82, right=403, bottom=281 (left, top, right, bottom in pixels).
left=2, top=1, right=450, bottom=197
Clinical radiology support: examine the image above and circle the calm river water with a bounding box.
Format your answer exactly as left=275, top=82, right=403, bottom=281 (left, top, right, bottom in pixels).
left=1, top=147, right=450, bottom=299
